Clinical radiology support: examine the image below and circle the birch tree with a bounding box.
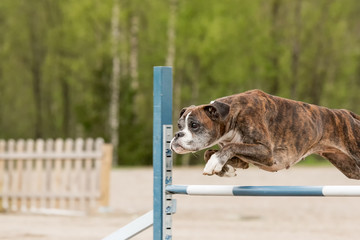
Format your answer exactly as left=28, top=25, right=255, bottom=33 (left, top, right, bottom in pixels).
left=130, top=13, right=139, bottom=121
left=167, top=0, right=178, bottom=116
left=268, top=0, right=282, bottom=95
left=166, top=0, right=177, bottom=67
left=290, top=0, right=302, bottom=99
left=109, top=0, right=121, bottom=166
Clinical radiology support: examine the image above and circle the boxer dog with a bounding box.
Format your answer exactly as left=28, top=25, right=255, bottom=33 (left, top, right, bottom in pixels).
left=170, top=90, right=360, bottom=179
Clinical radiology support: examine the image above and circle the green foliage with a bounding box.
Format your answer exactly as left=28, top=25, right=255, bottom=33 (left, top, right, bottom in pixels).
left=0, top=0, right=359, bottom=165
left=297, top=155, right=330, bottom=166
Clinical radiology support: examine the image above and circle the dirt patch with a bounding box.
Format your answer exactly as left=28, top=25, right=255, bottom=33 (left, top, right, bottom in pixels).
left=0, top=166, right=359, bottom=240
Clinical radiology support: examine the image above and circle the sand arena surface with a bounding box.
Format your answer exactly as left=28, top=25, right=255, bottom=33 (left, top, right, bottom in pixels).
left=1, top=166, right=360, bottom=240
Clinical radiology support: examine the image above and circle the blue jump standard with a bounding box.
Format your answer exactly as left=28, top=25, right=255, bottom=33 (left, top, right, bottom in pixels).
left=166, top=185, right=360, bottom=197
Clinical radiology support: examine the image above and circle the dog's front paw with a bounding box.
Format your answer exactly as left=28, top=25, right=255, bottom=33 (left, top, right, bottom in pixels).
left=203, top=153, right=225, bottom=176
left=204, top=149, right=218, bottom=163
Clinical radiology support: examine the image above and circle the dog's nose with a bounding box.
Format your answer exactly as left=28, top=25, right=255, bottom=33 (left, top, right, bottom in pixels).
left=175, top=132, right=185, bottom=138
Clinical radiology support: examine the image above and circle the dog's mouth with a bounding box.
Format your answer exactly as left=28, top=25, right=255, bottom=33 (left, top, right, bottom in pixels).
left=171, top=143, right=188, bottom=154
left=170, top=140, right=195, bottom=154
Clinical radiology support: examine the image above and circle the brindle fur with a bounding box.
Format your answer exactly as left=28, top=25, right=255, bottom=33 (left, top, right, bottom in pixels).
left=180, top=90, right=360, bottom=179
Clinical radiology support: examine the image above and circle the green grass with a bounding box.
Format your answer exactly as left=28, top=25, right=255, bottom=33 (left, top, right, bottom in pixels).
left=297, top=154, right=331, bottom=166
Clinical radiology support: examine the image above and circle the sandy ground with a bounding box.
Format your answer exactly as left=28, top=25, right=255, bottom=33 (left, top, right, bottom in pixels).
left=1, top=166, right=360, bottom=240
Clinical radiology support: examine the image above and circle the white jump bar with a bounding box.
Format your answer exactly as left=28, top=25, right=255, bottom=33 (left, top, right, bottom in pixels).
left=166, top=185, right=360, bottom=197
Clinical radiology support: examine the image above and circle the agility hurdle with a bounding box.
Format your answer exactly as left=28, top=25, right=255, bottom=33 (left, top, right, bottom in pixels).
left=102, top=66, right=360, bottom=240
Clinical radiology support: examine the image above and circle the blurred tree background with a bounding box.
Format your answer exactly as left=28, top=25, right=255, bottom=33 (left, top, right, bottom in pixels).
left=0, top=0, right=359, bottom=166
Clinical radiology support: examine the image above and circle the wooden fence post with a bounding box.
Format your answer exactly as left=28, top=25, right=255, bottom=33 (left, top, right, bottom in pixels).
left=99, top=144, right=112, bottom=210
left=0, top=140, right=4, bottom=212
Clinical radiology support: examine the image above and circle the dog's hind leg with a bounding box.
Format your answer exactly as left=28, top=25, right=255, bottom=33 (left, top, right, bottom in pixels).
left=321, top=151, right=360, bottom=180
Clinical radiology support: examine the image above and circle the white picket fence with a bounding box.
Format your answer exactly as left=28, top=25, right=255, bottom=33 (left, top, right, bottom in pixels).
left=0, top=138, right=112, bottom=215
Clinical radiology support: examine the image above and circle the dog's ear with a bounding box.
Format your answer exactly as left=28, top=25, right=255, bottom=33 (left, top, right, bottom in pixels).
left=204, top=101, right=230, bottom=121
left=179, top=108, right=187, bottom=118
left=179, top=105, right=195, bottom=118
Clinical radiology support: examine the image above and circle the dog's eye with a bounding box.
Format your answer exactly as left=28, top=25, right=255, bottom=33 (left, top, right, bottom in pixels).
left=190, top=122, right=199, bottom=129
left=177, top=123, right=182, bottom=129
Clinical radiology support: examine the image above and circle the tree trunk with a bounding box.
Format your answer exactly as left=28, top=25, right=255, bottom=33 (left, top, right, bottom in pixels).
left=61, top=78, right=70, bottom=137
left=130, top=14, right=140, bottom=122
left=0, top=67, right=2, bottom=130
left=166, top=0, right=177, bottom=67
left=308, top=2, right=329, bottom=105
left=31, top=60, right=43, bottom=139
left=109, top=0, right=121, bottom=166
left=130, top=15, right=139, bottom=92
left=290, top=0, right=302, bottom=99
left=269, top=0, right=281, bottom=95
left=166, top=0, right=180, bottom=122
left=28, top=18, right=45, bottom=139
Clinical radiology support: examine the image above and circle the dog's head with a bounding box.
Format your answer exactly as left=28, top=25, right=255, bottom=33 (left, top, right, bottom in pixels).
left=170, top=101, right=230, bottom=154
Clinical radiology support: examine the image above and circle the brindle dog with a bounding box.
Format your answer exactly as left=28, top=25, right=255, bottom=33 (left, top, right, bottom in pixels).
left=170, top=90, right=360, bottom=179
